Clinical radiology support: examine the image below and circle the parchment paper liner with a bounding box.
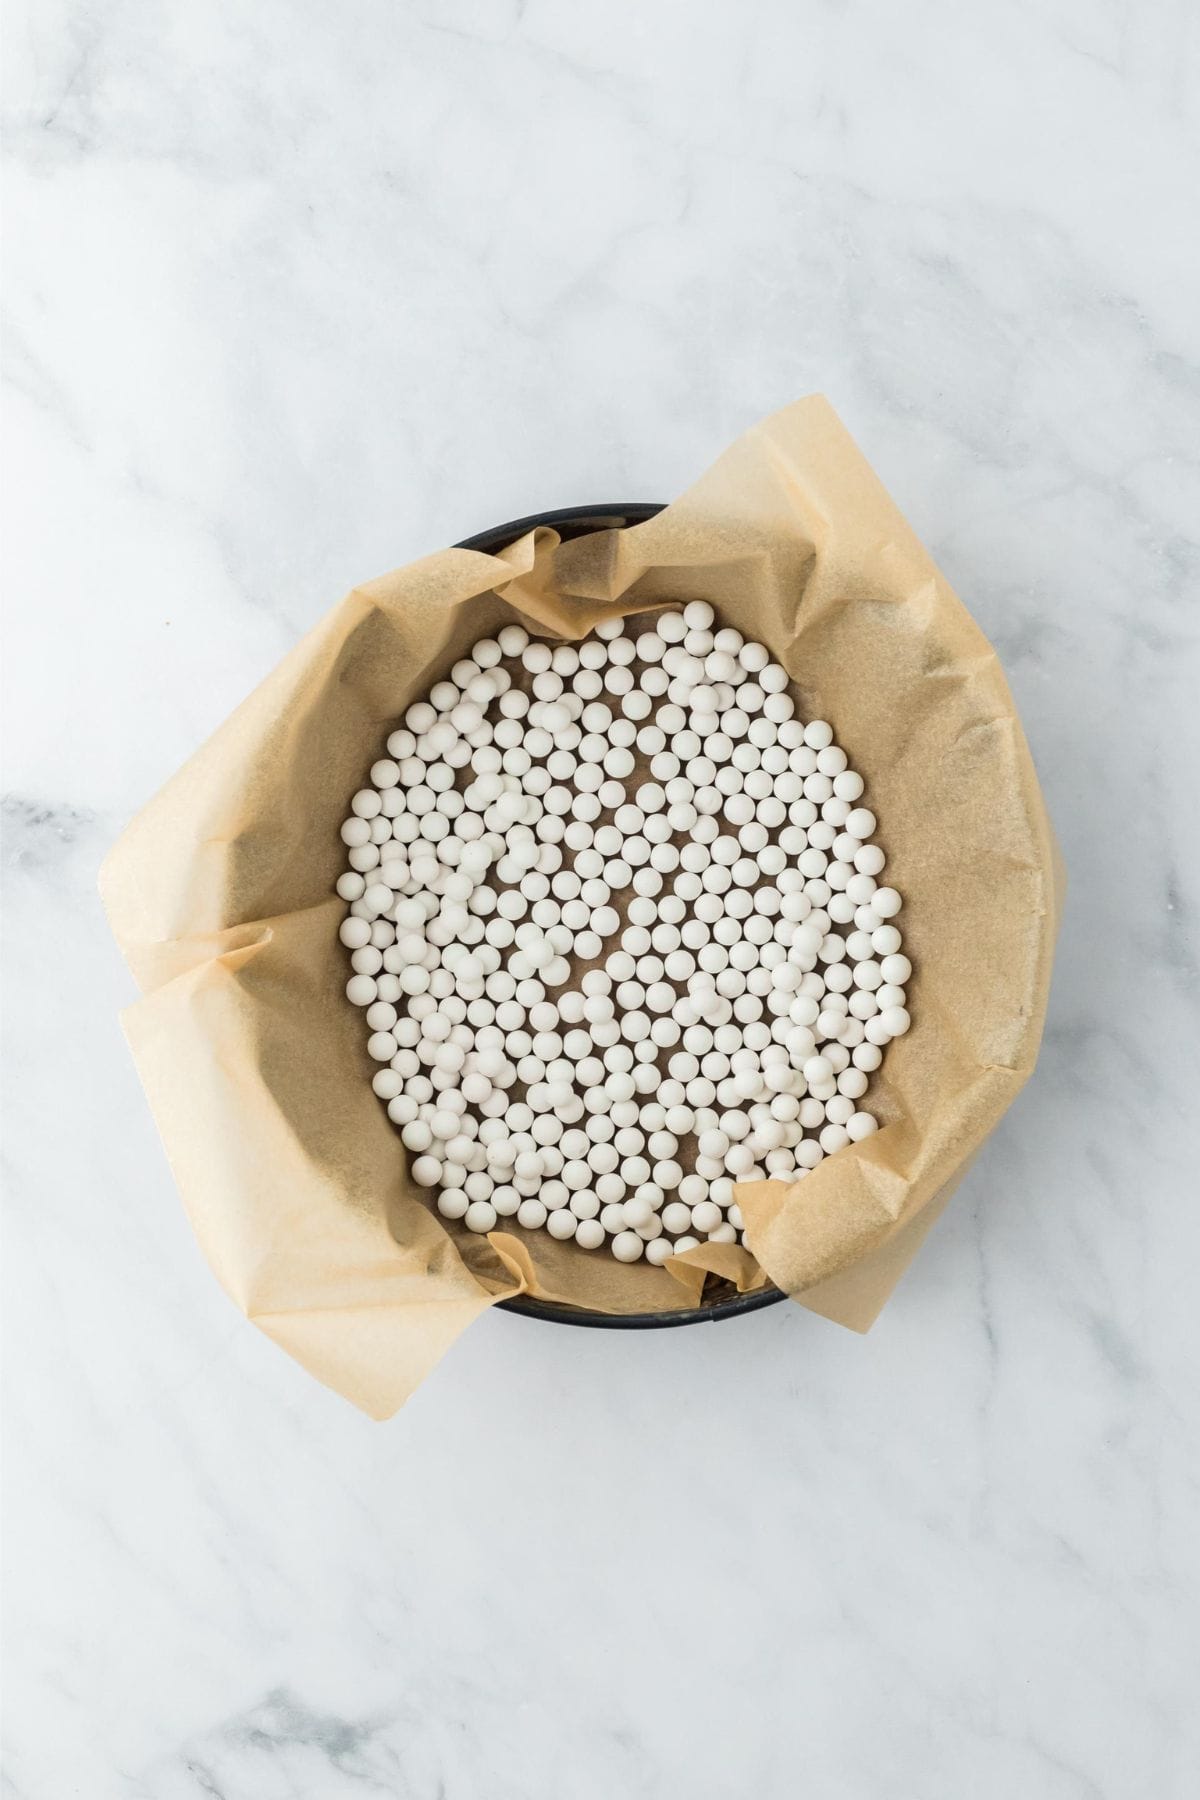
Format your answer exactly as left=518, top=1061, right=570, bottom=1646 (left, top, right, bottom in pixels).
left=102, top=398, right=1061, bottom=1416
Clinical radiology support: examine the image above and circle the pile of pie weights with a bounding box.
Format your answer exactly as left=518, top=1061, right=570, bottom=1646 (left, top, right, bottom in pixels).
left=337, top=604, right=910, bottom=1266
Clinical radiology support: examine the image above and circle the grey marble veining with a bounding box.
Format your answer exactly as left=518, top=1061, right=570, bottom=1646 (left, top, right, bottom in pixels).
left=3, top=2, right=1199, bottom=1796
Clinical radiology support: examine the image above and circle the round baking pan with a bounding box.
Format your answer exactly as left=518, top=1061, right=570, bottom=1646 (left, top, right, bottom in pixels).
left=456, top=502, right=786, bottom=1330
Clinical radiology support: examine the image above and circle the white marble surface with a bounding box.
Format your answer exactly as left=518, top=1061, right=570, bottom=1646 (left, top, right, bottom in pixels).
left=4, top=2, right=1200, bottom=1795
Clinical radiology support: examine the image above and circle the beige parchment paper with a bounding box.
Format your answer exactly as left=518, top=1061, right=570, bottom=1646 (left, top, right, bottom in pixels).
left=101, top=397, right=1062, bottom=1417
